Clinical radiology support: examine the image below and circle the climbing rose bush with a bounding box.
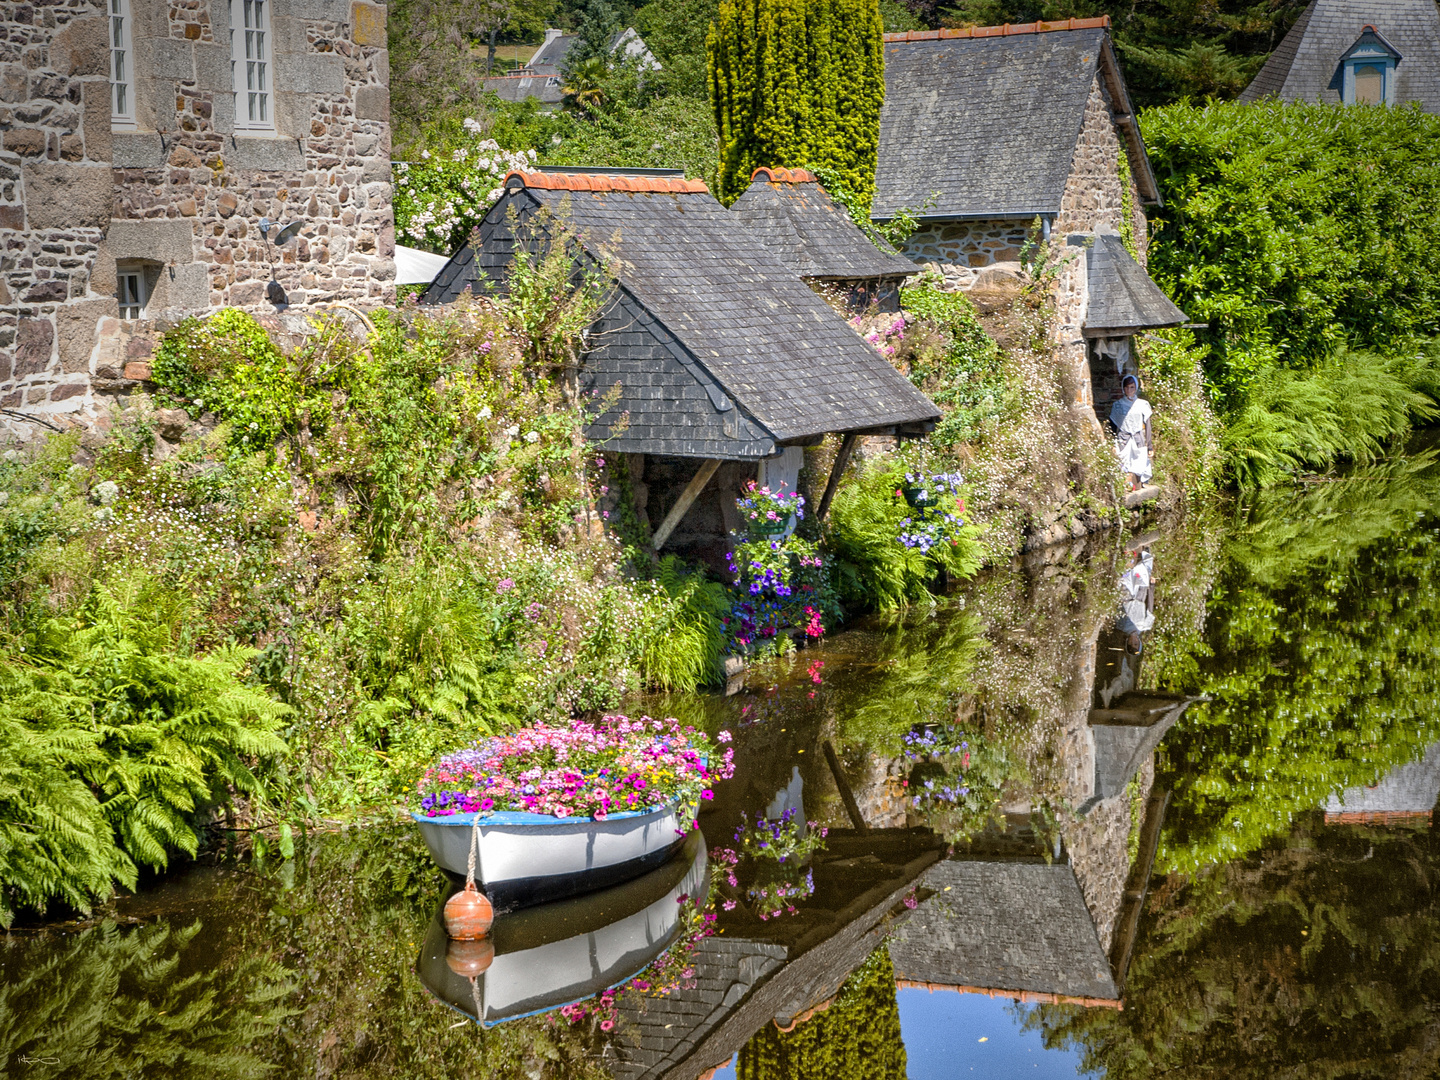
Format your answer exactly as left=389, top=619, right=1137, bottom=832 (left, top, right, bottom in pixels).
left=414, top=715, right=734, bottom=820
left=393, top=120, right=537, bottom=254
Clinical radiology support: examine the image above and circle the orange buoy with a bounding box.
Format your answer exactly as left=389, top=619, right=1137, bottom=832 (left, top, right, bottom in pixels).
left=446, top=936, right=495, bottom=977
left=443, top=881, right=494, bottom=940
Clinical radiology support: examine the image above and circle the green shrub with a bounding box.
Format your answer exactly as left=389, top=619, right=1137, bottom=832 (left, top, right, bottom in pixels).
left=897, top=285, right=1008, bottom=447
left=1143, top=99, right=1440, bottom=408
left=151, top=308, right=327, bottom=453
left=825, top=458, right=981, bottom=610
left=639, top=555, right=728, bottom=691
left=0, top=582, right=289, bottom=923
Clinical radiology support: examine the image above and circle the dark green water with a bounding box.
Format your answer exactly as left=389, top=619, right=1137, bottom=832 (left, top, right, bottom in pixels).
left=4, top=452, right=1439, bottom=1079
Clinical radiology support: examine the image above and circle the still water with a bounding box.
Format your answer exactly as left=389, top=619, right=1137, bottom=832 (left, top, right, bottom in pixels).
left=5, top=452, right=1440, bottom=1078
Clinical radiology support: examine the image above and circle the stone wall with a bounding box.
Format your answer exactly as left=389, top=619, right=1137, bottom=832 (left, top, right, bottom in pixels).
left=901, top=218, right=1032, bottom=289
left=1, top=0, right=394, bottom=442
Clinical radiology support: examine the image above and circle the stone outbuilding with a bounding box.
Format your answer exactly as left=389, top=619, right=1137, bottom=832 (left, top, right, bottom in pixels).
left=2, top=0, right=396, bottom=440
left=421, top=167, right=939, bottom=566
left=1241, top=0, right=1440, bottom=110
left=729, top=167, right=919, bottom=312
left=874, top=18, right=1160, bottom=288
left=874, top=18, right=1187, bottom=437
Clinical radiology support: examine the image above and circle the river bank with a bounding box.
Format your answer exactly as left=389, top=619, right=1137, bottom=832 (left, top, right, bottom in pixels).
left=4, top=447, right=1437, bottom=1077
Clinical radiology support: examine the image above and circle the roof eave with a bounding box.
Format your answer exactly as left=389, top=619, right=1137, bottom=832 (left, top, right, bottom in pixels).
left=1098, top=37, right=1163, bottom=206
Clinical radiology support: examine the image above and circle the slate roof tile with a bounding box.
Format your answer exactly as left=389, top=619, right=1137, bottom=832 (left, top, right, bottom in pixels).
left=875, top=23, right=1159, bottom=220
left=1077, top=233, right=1187, bottom=334
left=730, top=168, right=920, bottom=281
left=1241, top=0, right=1440, bottom=110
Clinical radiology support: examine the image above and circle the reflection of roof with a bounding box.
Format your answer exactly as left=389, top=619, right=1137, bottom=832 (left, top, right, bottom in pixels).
left=422, top=171, right=940, bottom=460
left=730, top=168, right=919, bottom=282
left=1241, top=0, right=1440, bottom=110
left=1324, top=743, right=1440, bottom=823
left=888, top=859, right=1120, bottom=1003
left=874, top=21, right=1159, bottom=221
left=1078, top=233, right=1188, bottom=336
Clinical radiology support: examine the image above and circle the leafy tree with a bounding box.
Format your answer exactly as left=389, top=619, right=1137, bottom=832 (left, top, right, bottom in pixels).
left=707, top=0, right=886, bottom=206
left=564, top=0, right=623, bottom=67
left=918, top=1, right=1309, bottom=108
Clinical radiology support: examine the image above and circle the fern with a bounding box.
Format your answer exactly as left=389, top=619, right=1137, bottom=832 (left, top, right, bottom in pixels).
left=639, top=556, right=728, bottom=691
left=825, top=460, right=982, bottom=611
left=1224, top=345, right=1440, bottom=487
left=0, top=583, right=290, bottom=924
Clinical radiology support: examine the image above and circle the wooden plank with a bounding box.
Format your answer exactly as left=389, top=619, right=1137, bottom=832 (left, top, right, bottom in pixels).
left=816, top=433, right=858, bottom=520
left=651, top=458, right=722, bottom=550
left=823, top=740, right=870, bottom=834
left=1109, top=787, right=1170, bottom=995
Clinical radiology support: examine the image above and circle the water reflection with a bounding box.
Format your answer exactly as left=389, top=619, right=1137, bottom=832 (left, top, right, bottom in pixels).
left=7, top=453, right=1440, bottom=1078
left=416, top=831, right=708, bottom=1027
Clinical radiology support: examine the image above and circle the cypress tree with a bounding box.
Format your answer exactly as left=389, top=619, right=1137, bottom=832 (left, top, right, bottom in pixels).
left=707, top=0, right=885, bottom=206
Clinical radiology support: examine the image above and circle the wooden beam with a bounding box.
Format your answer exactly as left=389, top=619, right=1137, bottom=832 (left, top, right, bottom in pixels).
left=823, top=740, right=870, bottom=834
left=1109, top=787, right=1170, bottom=994
left=651, top=458, right=722, bottom=550
left=816, top=433, right=858, bottom=521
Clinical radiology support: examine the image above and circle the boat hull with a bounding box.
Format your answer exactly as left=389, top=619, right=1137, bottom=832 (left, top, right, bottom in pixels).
left=412, top=801, right=692, bottom=911
left=416, top=829, right=709, bottom=1026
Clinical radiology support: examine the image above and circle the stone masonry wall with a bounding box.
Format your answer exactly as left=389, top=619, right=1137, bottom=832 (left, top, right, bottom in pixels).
left=1, top=0, right=395, bottom=442
left=902, top=218, right=1032, bottom=289
left=1052, top=73, right=1148, bottom=430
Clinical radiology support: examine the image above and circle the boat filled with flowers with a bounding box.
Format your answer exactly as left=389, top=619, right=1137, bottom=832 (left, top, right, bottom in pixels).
left=411, top=715, right=733, bottom=911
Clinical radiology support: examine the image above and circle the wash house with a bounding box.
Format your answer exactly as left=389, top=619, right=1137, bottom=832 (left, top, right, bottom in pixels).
left=422, top=168, right=940, bottom=568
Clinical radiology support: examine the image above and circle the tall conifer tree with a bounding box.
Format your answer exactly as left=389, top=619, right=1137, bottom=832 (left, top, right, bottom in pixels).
left=707, top=0, right=885, bottom=206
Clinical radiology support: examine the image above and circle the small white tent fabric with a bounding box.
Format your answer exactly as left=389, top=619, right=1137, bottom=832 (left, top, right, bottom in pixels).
left=395, top=245, right=451, bottom=285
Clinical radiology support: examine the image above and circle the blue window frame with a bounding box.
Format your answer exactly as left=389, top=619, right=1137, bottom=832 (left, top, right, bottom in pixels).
left=1334, top=25, right=1402, bottom=105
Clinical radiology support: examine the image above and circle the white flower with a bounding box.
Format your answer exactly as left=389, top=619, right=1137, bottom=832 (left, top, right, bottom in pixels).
left=477, top=405, right=492, bottom=420
left=94, top=479, right=120, bottom=505
left=505, top=425, right=520, bottom=437
left=524, top=430, right=540, bottom=443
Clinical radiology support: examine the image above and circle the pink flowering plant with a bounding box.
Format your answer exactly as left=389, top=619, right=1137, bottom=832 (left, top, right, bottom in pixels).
left=735, top=481, right=805, bottom=535
left=723, top=534, right=836, bottom=654
left=414, top=715, right=735, bottom=820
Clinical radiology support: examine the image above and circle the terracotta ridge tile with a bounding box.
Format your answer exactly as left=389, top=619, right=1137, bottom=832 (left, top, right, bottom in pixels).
left=503, top=170, right=710, bottom=194
left=751, top=166, right=818, bottom=183
left=883, top=15, right=1108, bottom=43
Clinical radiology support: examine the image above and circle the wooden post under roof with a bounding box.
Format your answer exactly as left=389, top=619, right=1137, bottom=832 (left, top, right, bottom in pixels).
left=815, top=432, right=858, bottom=521
left=651, top=458, right=723, bottom=550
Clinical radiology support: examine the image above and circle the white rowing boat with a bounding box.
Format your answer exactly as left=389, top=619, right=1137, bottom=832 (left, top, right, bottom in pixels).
left=415, top=829, right=708, bottom=1025
left=411, top=798, right=695, bottom=911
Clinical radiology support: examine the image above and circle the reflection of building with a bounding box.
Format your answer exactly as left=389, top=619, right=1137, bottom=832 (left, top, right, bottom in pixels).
left=888, top=856, right=1122, bottom=1007
left=1323, top=743, right=1440, bottom=826
left=1241, top=2, right=1440, bottom=110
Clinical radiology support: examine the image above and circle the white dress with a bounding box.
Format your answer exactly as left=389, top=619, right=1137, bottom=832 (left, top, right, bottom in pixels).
left=1109, top=395, right=1153, bottom=484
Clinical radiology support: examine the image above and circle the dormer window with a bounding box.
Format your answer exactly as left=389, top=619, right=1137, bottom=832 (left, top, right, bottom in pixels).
left=1337, top=25, right=1402, bottom=105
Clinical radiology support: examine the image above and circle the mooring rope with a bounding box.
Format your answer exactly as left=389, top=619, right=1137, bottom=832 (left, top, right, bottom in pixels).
left=467, top=813, right=481, bottom=890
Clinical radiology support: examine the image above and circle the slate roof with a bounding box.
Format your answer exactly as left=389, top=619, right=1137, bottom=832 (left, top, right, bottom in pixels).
left=1241, top=0, right=1440, bottom=110
left=1075, top=232, right=1187, bottom=336
left=481, top=73, right=563, bottom=106
left=730, top=168, right=920, bottom=282
left=1324, top=743, right=1440, bottom=821
left=888, top=858, right=1120, bottom=1003
left=422, top=171, right=940, bottom=460
left=526, top=32, right=576, bottom=76
left=874, top=20, right=1161, bottom=222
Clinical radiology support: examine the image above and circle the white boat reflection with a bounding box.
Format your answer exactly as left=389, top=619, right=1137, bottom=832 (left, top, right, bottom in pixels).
left=415, top=828, right=708, bottom=1026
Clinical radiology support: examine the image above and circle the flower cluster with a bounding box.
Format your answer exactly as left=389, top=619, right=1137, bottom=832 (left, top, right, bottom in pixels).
left=415, top=716, right=735, bottom=821
left=723, top=534, right=832, bottom=650
left=735, top=481, right=805, bottom=535
left=733, top=807, right=828, bottom=864
left=394, top=130, right=537, bottom=253
left=855, top=312, right=909, bottom=358
left=896, top=470, right=968, bottom=554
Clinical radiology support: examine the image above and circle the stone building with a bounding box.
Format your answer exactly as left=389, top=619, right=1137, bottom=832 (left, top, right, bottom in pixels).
left=421, top=167, right=939, bottom=568
left=874, top=18, right=1185, bottom=435
left=1241, top=0, right=1440, bottom=110
left=2, top=0, right=395, bottom=439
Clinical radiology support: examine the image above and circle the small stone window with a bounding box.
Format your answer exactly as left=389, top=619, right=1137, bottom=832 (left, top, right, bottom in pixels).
left=110, top=0, right=136, bottom=130
left=230, top=0, right=274, bottom=132
left=116, top=260, right=156, bottom=320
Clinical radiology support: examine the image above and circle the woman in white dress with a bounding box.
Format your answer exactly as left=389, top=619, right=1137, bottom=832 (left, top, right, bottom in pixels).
left=1108, top=374, right=1152, bottom=490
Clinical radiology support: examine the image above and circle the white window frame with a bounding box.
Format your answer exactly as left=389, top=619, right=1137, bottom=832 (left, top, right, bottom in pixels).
left=116, top=261, right=152, bottom=320
left=110, top=0, right=136, bottom=130
left=230, top=0, right=275, bottom=133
